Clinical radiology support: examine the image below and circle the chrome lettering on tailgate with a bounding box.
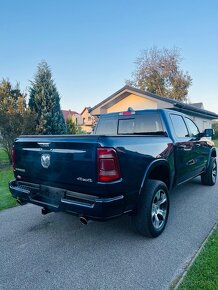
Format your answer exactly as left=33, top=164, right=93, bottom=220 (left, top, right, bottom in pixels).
left=77, top=177, right=93, bottom=183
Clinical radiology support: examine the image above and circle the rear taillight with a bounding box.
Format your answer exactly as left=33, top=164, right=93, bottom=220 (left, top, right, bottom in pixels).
left=12, top=145, right=16, bottom=171
left=97, top=148, right=121, bottom=182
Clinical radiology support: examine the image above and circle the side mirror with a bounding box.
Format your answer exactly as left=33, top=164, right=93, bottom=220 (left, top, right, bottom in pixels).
left=203, top=128, right=214, bottom=138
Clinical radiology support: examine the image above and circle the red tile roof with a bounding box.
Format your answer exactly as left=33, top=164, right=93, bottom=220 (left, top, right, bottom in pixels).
left=62, top=110, right=78, bottom=121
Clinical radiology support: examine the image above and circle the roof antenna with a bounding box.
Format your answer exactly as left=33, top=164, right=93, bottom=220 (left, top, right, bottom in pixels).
left=128, top=107, right=134, bottom=112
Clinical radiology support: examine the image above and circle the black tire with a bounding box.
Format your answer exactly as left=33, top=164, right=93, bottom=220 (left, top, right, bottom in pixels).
left=201, top=157, right=217, bottom=186
left=132, top=180, right=169, bottom=238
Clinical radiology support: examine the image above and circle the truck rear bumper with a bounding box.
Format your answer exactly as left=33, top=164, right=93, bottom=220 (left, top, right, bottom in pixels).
left=9, top=180, right=125, bottom=220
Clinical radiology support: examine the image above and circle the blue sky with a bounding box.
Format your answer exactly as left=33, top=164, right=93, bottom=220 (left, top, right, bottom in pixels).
left=1, top=0, right=218, bottom=113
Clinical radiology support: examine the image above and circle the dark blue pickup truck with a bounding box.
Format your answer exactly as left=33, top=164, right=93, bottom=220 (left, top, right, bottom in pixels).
left=9, top=109, right=217, bottom=237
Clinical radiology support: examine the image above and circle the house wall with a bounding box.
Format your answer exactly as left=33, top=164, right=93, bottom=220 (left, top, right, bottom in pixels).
left=189, top=116, right=212, bottom=132
left=80, top=108, right=95, bottom=133
left=107, top=94, right=157, bottom=113
left=81, top=108, right=94, bottom=126
left=72, top=114, right=83, bottom=125
left=80, top=125, right=93, bottom=133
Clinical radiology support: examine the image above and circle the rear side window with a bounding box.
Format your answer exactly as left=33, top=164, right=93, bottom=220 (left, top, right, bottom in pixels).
left=118, top=113, right=164, bottom=135
left=170, top=114, right=189, bottom=138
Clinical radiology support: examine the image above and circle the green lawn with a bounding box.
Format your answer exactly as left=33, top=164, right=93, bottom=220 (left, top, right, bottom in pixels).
left=0, top=148, right=9, bottom=163
left=213, top=139, right=218, bottom=148
left=0, top=148, right=16, bottom=210
left=0, top=166, right=16, bottom=210
left=178, top=227, right=218, bottom=290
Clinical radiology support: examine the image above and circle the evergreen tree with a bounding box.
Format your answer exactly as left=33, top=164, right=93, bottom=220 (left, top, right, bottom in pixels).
left=66, top=117, right=87, bottom=134
left=29, top=61, right=66, bottom=134
left=66, top=116, right=77, bottom=134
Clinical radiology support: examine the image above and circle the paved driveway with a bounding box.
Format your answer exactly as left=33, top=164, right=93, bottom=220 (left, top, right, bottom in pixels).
left=0, top=177, right=218, bottom=290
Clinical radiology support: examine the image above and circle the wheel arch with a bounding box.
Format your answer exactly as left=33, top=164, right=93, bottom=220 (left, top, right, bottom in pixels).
left=211, top=148, right=217, bottom=158
left=139, top=159, right=172, bottom=197
left=205, top=148, right=217, bottom=170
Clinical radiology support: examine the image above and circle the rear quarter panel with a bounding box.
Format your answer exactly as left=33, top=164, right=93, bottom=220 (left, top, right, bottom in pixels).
left=98, top=135, right=174, bottom=210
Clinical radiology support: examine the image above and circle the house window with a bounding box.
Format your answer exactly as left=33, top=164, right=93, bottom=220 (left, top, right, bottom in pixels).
left=88, top=117, right=91, bottom=121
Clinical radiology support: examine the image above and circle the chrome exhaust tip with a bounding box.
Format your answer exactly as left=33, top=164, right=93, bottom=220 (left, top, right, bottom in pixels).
left=16, top=198, right=27, bottom=206
left=80, top=216, right=89, bottom=225
left=41, top=208, right=51, bottom=215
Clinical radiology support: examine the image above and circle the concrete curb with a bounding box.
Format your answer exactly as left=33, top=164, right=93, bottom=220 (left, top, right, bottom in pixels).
left=172, top=222, right=218, bottom=289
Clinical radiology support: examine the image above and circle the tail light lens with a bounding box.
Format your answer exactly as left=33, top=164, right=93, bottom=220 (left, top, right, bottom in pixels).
left=97, top=148, right=121, bottom=182
left=12, top=145, right=16, bottom=171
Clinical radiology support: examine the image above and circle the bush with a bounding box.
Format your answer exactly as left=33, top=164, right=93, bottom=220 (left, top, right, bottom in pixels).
left=212, top=123, right=218, bottom=139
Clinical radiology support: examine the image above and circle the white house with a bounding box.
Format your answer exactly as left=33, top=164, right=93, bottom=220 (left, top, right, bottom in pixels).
left=90, top=85, right=218, bottom=132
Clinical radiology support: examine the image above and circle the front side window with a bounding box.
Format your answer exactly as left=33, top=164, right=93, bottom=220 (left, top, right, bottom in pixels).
left=170, top=114, right=189, bottom=138
left=185, top=118, right=199, bottom=137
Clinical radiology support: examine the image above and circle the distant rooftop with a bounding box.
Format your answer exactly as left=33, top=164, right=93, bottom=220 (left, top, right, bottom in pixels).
left=191, top=102, right=204, bottom=109
left=62, top=110, right=78, bottom=121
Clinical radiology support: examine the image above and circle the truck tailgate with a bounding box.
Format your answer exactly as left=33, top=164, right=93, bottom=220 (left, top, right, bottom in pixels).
left=14, top=135, right=100, bottom=188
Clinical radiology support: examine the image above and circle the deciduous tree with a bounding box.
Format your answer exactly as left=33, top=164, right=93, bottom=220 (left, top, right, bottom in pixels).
left=126, top=47, right=192, bottom=101
left=0, top=79, right=35, bottom=163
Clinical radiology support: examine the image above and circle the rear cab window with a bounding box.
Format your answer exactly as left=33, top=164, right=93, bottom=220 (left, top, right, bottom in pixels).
left=118, top=113, right=164, bottom=135
left=95, top=111, right=165, bottom=135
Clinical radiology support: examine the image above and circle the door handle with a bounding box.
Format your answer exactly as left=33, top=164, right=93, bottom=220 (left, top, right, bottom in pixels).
left=195, top=143, right=201, bottom=147
left=178, top=144, right=192, bottom=151
left=178, top=144, right=187, bottom=149
left=183, top=147, right=192, bottom=151
left=187, top=159, right=195, bottom=166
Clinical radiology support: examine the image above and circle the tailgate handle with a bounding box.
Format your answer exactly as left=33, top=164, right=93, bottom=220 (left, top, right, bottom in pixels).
left=38, top=143, right=50, bottom=148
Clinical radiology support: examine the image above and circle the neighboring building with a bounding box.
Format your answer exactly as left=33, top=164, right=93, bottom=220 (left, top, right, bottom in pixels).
left=90, top=85, right=218, bottom=132
left=62, top=108, right=95, bottom=133
left=80, top=107, right=95, bottom=133
left=62, top=110, right=83, bottom=126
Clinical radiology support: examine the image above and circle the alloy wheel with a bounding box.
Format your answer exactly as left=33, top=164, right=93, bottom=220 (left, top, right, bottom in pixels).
left=212, top=160, right=217, bottom=184
left=151, top=189, right=168, bottom=230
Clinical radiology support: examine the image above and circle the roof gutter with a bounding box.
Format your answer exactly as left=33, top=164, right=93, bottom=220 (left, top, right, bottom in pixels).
left=173, top=103, right=218, bottom=120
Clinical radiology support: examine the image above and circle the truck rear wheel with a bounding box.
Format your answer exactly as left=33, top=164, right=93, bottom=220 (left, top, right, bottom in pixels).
left=132, top=180, right=169, bottom=238
left=201, top=157, right=217, bottom=186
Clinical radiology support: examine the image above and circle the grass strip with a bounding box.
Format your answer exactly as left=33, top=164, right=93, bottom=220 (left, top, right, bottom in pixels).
left=213, top=139, right=218, bottom=148
left=0, top=148, right=16, bottom=210
left=178, top=226, right=218, bottom=290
